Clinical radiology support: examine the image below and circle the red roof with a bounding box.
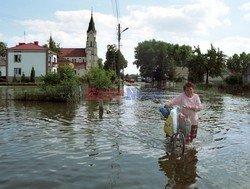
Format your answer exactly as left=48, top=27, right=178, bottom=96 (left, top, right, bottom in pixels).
left=59, top=48, right=86, bottom=57
left=74, top=62, right=86, bottom=69
left=8, top=41, right=48, bottom=51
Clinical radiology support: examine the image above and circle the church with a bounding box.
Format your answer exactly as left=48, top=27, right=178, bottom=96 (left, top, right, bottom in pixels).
left=6, top=13, right=98, bottom=82
left=58, top=12, right=98, bottom=76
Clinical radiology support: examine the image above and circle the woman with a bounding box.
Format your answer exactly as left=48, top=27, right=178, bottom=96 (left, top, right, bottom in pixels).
left=164, top=82, right=202, bottom=144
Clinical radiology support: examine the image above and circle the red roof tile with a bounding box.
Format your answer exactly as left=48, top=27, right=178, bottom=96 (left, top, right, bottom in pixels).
left=59, top=48, right=86, bottom=57
left=74, top=62, right=86, bottom=69
left=8, top=42, right=47, bottom=51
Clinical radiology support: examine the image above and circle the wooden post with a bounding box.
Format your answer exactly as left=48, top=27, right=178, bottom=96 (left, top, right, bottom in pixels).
left=99, top=99, right=103, bottom=119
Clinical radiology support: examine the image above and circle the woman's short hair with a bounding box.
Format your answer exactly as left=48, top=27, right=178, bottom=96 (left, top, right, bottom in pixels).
left=183, top=82, right=194, bottom=91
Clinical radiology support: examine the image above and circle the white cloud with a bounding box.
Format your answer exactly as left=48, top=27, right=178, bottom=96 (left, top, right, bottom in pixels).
left=123, top=0, right=230, bottom=36
left=240, top=2, right=250, bottom=21
left=215, top=36, right=250, bottom=56
left=244, top=13, right=250, bottom=20
left=240, top=2, right=250, bottom=11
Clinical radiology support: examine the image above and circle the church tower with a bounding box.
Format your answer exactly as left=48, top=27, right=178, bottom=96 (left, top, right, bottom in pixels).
left=86, top=11, right=98, bottom=70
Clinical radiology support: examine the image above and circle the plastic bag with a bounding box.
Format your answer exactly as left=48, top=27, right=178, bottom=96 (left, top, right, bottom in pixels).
left=178, top=113, right=191, bottom=137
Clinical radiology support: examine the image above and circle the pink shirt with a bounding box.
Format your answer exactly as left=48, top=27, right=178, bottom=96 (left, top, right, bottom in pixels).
left=167, top=93, right=202, bottom=125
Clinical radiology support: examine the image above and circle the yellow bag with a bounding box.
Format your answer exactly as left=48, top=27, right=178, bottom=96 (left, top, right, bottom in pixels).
left=164, top=115, right=173, bottom=136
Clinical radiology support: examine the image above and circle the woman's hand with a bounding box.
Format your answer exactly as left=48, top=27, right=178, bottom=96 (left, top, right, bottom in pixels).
left=183, top=105, right=196, bottom=111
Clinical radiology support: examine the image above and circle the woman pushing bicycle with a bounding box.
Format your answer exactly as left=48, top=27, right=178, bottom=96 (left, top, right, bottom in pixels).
left=162, top=82, right=202, bottom=145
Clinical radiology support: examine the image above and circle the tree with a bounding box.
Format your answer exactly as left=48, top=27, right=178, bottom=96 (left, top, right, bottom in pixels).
left=134, top=39, right=192, bottom=83
left=0, top=42, right=7, bottom=57
left=98, top=58, right=103, bottom=68
left=104, top=44, right=117, bottom=71
left=204, top=44, right=226, bottom=86
left=103, top=44, right=127, bottom=77
left=86, top=67, right=114, bottom=91
left=226, top=52, right=250, bottom=74
left=43, top=36, right=60, bottom=54
left=41, top=65, right=80, bottom=101
left=30, top=67, right=35, bottom=82
left=187, top=46, right=205, bottom=83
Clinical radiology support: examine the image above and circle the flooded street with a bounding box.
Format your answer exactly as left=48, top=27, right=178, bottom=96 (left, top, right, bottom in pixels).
left=0, top=85, right=250, bottom=189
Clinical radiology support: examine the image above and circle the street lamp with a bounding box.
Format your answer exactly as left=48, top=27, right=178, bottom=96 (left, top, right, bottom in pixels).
left=117, top=24, right=128, bottom=85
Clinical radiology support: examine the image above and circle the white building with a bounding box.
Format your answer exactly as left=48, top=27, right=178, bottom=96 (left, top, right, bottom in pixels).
left=7, top=41, right=57, bottom=81
left=6, top=12, right=97, bottom=81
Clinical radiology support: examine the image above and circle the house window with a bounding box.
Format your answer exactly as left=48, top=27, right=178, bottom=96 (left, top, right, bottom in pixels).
left=14, top=68, right=21, bottom=76
left=14, top=55, right=21, bottom=63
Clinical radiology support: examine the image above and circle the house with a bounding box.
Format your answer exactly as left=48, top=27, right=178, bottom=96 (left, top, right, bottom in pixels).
left=176, top=66, right=189, bottom=80
left=7, top=41, right=57, bottom=81
left=0, top=56, right=6, bottom=81
left=74, top=63, right=86, bottom=76
left=6, top=12, right=98, bottom=81
left=48, top=50, right=58, bottom=73
left=59, top=12, right=98, bottom=76
left=243, top=63, right=250, bottom=83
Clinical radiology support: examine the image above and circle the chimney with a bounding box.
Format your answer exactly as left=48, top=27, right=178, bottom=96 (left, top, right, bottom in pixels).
left=34, top=41, right=39, bottom=45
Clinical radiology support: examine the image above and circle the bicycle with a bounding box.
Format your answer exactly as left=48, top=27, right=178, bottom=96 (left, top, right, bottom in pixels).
left=160, top=105, right=191, bottom=157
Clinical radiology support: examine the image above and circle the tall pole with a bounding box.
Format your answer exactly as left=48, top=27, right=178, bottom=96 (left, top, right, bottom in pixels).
left=117, top=24, right=128, bottom=88
left=118, top=23, right=121, bottom=82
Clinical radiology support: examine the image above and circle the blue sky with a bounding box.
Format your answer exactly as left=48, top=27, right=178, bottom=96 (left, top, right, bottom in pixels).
left=1, top=0, right=250, bottom=74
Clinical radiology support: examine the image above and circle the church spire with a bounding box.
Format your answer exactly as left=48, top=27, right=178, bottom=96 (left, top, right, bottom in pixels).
left=87, top=10, right=96, bottom=33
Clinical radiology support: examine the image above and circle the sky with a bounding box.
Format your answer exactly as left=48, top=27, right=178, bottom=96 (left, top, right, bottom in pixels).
left=1, top=0, right=250, bottom=74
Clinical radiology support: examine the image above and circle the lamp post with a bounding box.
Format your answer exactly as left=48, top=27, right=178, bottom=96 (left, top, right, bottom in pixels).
left=117, top=24, right=128, bottom=86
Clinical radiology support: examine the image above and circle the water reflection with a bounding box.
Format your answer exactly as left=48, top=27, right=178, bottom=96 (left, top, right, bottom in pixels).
left=13, top=100, right=78, bottom=121
left=159, top=149, right=198, bottom=189
left=85, top=100, right=99, bottom=120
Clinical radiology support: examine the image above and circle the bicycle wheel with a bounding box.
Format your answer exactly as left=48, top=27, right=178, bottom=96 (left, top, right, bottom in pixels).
left=172, top=132, right=185, bottom=156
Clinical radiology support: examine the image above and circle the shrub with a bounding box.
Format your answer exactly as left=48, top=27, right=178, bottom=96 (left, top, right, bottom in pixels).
left=30, top=67, right=35, bottom=82
left=21, top=72, right=26, bottom=82
left=225, top=73, right=243, bottom=85
left=86, top=67, right=114, bottom=90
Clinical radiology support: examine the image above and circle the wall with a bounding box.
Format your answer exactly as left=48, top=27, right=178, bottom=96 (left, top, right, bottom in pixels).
left=8, top=51, right=46, bottom=79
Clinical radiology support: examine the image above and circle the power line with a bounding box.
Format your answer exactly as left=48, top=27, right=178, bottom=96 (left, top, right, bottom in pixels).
left=110, top=0, right=116, bottom=19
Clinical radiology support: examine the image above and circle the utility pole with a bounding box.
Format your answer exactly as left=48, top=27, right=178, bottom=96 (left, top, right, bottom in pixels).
left=117, top=24, right=121, bottom=82
left=117, top=24, right=128, bottom=88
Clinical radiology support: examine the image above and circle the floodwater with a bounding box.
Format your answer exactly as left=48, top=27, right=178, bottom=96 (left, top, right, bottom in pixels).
left=0, top=85, right=249, bottom=189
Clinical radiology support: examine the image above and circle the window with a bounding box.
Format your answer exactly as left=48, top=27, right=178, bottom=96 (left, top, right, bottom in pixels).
left=14, top=55, right=21, bottom=63
left=14, top=68, right=21, bottom=76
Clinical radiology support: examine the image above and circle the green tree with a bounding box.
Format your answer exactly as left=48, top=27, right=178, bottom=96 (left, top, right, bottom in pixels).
left=226, top=52, right=250, bottom=74
left=30, top=67, right=35, bottom=82
left=41, top=65, right=79, bottom=101
left=43, top=36, right=60, bottom=54
left=86, top=67, right=114, bottom=90
left=187, top=46, right=205, bottom=83
left=98, top=58, right=103, bottom=68
left=175, top=45, right=193, bottom=67
left=103, top=44, right=127, bottom=77
left=0, top=42, right=7, bottom=57
left=204, top=44, right=226, bottom=86
left=134, top=39, right=192, bottom=83
left=104, top=44, right=117, bottom=71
